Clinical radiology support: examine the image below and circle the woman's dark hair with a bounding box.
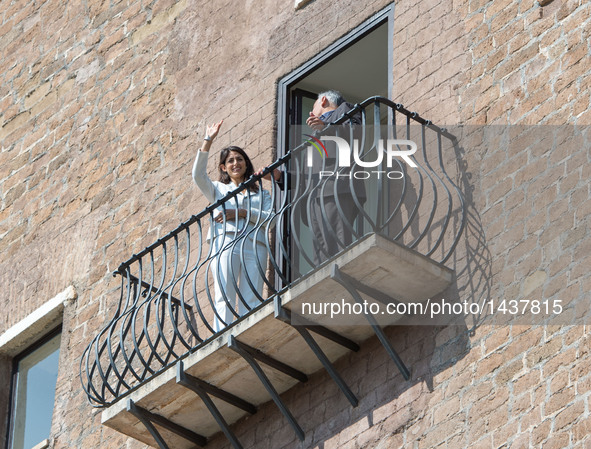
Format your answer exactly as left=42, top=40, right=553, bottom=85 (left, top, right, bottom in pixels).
left=218, top=146, right=259, bottom=192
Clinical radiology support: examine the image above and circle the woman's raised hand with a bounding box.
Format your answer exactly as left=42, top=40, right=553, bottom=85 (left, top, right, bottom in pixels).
left=206, top=120, right=224, bottom=140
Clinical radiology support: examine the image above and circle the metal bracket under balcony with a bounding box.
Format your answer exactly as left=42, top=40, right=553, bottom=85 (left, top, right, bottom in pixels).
left=100, top=233, right=452, bottom=449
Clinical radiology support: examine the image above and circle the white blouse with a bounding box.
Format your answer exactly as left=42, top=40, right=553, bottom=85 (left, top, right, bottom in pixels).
left=192, top=150, right=273, bottom=244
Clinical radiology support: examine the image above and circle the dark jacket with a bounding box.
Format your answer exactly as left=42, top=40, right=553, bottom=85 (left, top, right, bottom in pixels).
left=310, top=102, right=366, bottom=200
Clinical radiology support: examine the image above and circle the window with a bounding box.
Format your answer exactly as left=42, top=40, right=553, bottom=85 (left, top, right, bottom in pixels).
left=0, top=286, right=74, bottom=449
left=7, top=328, right=61, bottom=449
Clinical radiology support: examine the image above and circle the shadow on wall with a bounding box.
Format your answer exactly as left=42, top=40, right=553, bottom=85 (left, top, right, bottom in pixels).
left=452, top=127, right=494, bottom=333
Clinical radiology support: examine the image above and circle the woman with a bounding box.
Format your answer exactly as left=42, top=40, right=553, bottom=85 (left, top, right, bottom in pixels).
left=192, top=120, right=272, bottom=332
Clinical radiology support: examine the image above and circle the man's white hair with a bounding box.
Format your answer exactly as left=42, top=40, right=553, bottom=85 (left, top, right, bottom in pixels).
left=318, top=90, right=345, bottom=108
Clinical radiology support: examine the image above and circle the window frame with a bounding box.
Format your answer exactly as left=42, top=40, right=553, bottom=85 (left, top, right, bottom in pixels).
left=5, top=326, right=62, bottom=449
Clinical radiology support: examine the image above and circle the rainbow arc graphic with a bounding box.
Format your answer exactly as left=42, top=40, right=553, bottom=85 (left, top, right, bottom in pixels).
left=304, top=134, right=327, bottom=158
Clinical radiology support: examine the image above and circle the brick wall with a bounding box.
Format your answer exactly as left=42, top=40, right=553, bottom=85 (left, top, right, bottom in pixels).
left=1, top=0, right=590, bottom=448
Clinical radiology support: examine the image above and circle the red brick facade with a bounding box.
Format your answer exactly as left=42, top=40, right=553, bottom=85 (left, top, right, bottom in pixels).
left=1, top=0, right=590, bottom=448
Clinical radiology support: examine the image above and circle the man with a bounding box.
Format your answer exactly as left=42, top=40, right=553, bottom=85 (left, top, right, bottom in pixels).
left=302, top=90, right=366, bottom=265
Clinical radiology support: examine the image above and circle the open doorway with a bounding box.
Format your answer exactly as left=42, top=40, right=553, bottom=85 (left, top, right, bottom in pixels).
left=274, top=5, right=394, bottom=281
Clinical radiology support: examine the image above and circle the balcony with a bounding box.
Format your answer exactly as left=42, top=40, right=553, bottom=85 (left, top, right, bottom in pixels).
left=80, top=97, right=465, bottom=449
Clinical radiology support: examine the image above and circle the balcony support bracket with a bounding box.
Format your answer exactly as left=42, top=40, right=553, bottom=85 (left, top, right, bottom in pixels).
left=126, top=399, right=206, bottom=449
left=274, top=300, right=359, bottom=407
left=330, top=264, right=411, bottom=380
left=176, top=361, right=250, bottom=449
left=228, top=335, right=306, bottom=441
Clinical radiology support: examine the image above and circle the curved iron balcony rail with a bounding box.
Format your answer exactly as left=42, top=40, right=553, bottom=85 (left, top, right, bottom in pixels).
left=80, top=97, right=466, bottom=407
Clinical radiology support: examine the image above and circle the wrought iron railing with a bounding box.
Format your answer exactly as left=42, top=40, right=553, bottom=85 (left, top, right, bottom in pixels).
left=80, top=97, right=466, bottom=407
